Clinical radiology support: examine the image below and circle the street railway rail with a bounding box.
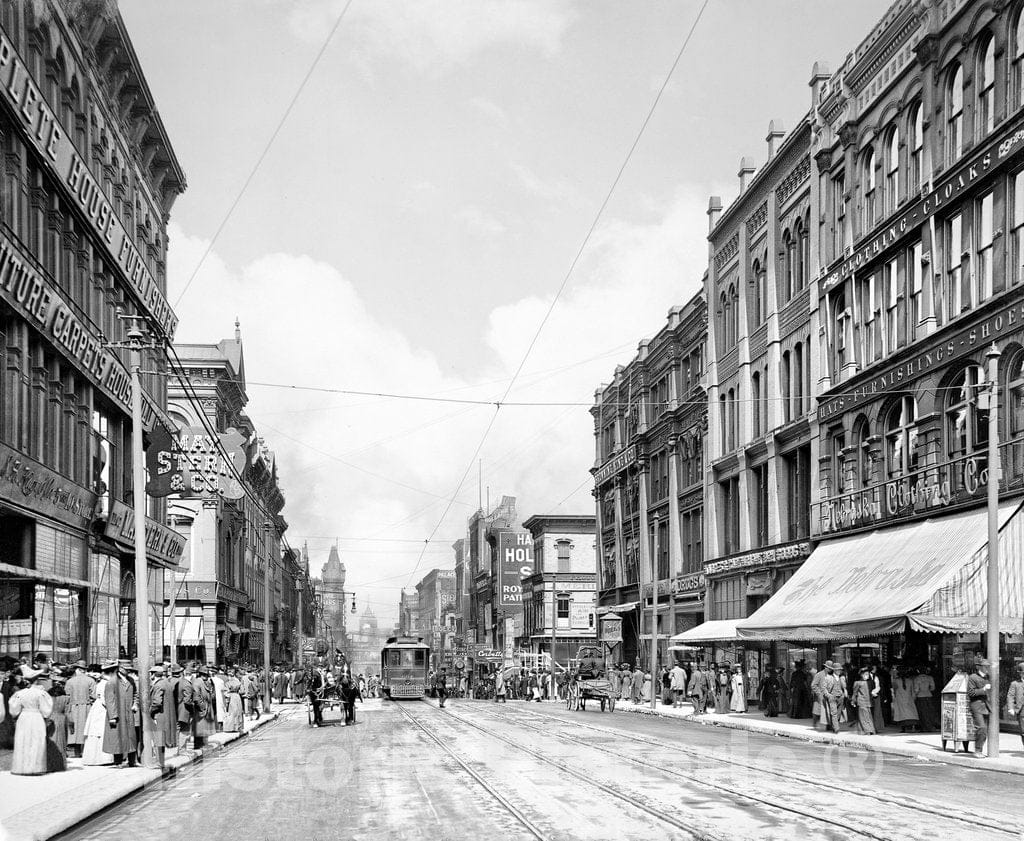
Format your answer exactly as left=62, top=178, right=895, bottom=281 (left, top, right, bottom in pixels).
left=428, top=701, right=1019, bottom=841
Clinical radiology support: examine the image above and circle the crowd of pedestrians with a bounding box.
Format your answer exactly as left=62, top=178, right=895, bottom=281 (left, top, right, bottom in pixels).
left=0, top=655, right=305, bottom=776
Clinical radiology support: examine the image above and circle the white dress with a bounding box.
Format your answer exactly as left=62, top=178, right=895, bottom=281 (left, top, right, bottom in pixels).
left=730, top=674, right=747, bottom=712
left=82, top=678, right=115, bottom=766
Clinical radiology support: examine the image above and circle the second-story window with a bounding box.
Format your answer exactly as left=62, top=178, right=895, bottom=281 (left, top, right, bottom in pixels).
left=751, top=370, right=761, bottom=437
left=909, top=102, right=924, bottom=193
left=886, top=395, right=919, bottom=479
left=885, top=127, right=900, bottom=215
left=1014, top=170, right=1024, bottom=286
left=833, top=171, right=847, bottom=259
left=884, top=256, right=899, bottom=355
left=909, top=241, right=923, bottom=341
left=861, top=147, right=876, bottom=233
left=977, top=37, right=995, bottom=139
left=947, top=63, right=964, bottom=163
left=975, top=191, right=994, bottom=304
left=945, top=211, right=963, bottom=321
left=752, top=258, right=765, bottom=325
left=782, top=229, right=795, bottom=300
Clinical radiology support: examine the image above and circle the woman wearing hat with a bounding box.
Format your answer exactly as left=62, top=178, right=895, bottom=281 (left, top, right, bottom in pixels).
left=46, top=670, right=69, bottom=771
left=1005, top=662, right=1024, bottom=749
left=851, top=667, right=876, bottom=735
left=82, top=661, right=116, bottom=766
left=8, top=668, right=52, bottom=775
left=729, top=664, right=747, bottom=713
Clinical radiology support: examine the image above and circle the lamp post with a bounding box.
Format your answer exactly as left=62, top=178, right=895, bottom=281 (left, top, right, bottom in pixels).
left=127, top=319, right=159, bottom=769
left=985, top=343, right=1001, bottom=758
left=262, top=520, right=273, bottom=712
left=295, top=575, right=304, bottom=665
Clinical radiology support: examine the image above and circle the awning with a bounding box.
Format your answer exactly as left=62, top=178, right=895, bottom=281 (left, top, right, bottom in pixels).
left=670, top=619, right=740, bottom=644
left=597, top=601, right=639, bottom=615
left=737, top=501, right=1024, bottom=641
left=163, top=614, right=204, bottom=646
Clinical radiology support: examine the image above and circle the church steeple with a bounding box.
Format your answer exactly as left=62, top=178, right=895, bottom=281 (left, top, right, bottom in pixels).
left=322, top=543, right=345, bottom=587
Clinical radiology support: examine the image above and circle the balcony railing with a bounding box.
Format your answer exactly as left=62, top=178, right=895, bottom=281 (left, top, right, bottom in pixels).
left=812, top=436, right=1024, bottom=538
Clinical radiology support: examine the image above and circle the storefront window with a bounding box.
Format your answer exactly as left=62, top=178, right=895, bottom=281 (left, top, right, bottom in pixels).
left=886, top=396, right=918, bottom=478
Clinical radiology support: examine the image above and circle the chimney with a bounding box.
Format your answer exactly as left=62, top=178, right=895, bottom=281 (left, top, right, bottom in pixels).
left=707, top=196, right=723, bottom=233
left=766, top=120, right=786, bottom=159
left=666, top=305, right=683, bottom=330
left=738, top=157, right=756, bottom=193
left=637, top=339, right=651, bottom=361
left=809, top=60, right=831, bottom=105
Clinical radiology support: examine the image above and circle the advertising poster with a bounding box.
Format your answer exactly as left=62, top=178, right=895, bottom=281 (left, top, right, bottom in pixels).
left=498, top=531, right=534, bottom=607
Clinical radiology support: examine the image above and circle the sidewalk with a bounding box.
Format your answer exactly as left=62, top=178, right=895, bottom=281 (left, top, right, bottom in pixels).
left=612, top=697, right=1024, bottom=776
left=0, top=703, right=294, bottom=841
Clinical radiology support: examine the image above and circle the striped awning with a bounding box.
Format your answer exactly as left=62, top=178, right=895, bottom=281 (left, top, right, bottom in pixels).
left=737, top=501, right=1024, bottom=641
left=670, top=619, right=740, bottom=644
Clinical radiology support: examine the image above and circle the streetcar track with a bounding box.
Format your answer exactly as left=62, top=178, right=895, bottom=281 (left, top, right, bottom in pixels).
left=392, top=701, right=551, bottom=841
left=483, top=703, right=1021, bottom=839
left=400, top=700, right=724, bottom=840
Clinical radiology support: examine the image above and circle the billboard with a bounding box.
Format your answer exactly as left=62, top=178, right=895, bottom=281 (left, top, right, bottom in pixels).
left=498, top=531, right=534, bottom=607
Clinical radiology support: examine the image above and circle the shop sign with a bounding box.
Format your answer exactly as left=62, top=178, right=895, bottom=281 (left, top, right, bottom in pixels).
left=498, top=531, right=534, bottom=607
left=0, top=233, right=170, bottom=432
left=0, top=26, right=177, bottom=338
left=815, top=452, right=995, bottom=536
left=819, top=300, right=1024, bottom=422
left=600, top=614, right=622, bottom=643
left=0, top=442, right=96, bottom=529
left=821, top=112, right=1024, bottom=297
left=594, top=444, right=637, bottom=485
left=251, top=620, right=266, bottom=632
left=103, top=500, right=187, bottom=568
left=469, top=645, right=503, bottom=661
left=145, top=426, right=247, bottom=499
left=705, top=542, right=810, bottom=576
left=641, top=580, right=673, bottom=598
left=672, top=572, right=706, bottom=596
left=569, top=603, right=594, bottom=629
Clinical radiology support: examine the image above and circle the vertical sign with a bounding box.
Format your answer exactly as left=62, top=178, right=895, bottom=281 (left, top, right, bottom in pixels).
left=498, top=531, right=534, bottom=607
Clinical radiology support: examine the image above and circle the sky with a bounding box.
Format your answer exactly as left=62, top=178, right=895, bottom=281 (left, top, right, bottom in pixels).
left=120, top=0, right=892, bottom=626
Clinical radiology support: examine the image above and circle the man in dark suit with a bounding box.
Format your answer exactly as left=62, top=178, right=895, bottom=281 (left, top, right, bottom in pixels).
left=967, top=658, right=992, bottom=756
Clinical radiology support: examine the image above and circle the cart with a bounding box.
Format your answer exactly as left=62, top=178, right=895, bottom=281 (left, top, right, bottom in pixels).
left=307, top=684, right=344, bottom=725
left=565, top=644, right=616, bottom=712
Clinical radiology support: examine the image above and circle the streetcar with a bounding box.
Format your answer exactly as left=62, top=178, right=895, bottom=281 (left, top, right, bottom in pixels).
left=381, top=635, right=430, bottom=699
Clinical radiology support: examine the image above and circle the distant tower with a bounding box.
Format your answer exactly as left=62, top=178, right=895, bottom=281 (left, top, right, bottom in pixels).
left=320, top=544, right=348, bottom=642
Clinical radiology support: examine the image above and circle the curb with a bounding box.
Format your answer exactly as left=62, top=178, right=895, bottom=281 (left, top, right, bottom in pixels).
left=1, top=710, right=283, bottom=841
left=614, top=703, right=1024, bottom=777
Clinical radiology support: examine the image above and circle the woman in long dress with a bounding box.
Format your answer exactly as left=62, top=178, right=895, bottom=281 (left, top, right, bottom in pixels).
left=729, top=666, right=747, bottom=713
left=47, top=675, right=68, bottom=772
left=82, top=676, right=115, bottom=766
left=223, top=671, right=245, bottom=733
left=891, top=668, right=919, bottom=732
left=9, top=670, right=53, bottom=775
left=641, top=671, right=652, bottom=702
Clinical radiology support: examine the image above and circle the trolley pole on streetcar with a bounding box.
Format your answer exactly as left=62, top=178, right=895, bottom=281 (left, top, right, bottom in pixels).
left=985, top=344, right=1001, bottom=758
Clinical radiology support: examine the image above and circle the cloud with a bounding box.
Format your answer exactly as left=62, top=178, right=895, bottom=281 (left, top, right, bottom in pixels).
left=455, top=205, right=507, bottom=236
left=288, top=0, right=577, bottom=73
left=399, top=180, right=440, bottom=213
left=510, top=162, right=575, bottom=206
left=470, top=97, right=510, bottom=130
left=163, top=185, right=708, bottom=623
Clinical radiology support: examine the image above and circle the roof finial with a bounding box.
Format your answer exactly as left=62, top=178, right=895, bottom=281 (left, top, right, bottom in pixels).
left=235, top=317, right=241, bottom=343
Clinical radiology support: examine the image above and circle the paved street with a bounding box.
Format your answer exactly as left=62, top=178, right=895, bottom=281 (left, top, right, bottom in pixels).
left=57, top=699, right=1024, bottom=841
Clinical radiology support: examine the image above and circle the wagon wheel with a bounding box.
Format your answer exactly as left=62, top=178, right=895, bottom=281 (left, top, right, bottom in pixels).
left=607, top=696, right=616, bottom=712
left=599, top=697, right=607, bottom=712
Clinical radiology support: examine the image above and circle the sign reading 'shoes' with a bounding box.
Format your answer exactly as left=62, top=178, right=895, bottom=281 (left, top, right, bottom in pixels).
left=146, top=426, right=247, bottom=499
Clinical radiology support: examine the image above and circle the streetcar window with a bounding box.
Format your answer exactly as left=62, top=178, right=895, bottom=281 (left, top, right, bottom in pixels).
left=388, top=651, right=401, bottom=666
left=414, top=651, right=425, bottom=665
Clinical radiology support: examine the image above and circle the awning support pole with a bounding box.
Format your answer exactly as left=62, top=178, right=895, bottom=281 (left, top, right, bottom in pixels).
left=986, top=344, right=1001, bottom=758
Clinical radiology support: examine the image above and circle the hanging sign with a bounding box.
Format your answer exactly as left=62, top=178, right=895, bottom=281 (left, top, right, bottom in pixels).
left=146, top=426, right=247, bottom=499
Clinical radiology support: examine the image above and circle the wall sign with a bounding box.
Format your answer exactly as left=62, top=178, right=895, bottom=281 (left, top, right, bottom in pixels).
left=498, top=531, right=534, bottom=607
left=705, top=542, right=810, bottom=576
left=0, top=442, right=96, bottom=529
left=594, top=445, right=637, bottom=485
left=103, top=500, right=186, bottom=568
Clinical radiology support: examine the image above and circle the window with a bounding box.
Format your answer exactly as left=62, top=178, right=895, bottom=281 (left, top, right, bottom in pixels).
left=977, top=37, right=995, bottom=139
left=727, top=387, right=737, bottom=450
left=556, top=596, right=570, bottom=621
left=886, top=395, right=919, bottom=478
left=1009, top=354, right=1024, bottom=481
left=712, top=576, right=743, bottom=621
left=858, top=272, right=879, bottom=364
left=1013, top=171, right=1024, bottom=286
left=853, top=416, right=872, bottom=488
left=833, top=288, right=852, bottom=375
left=909, top=241, right=923, bottom=341
left=729, top=284, right=739, bottom=343
left=1016, top=14, right=1024, bottom=108
left=602, top=422, right=616, bottom=458
left=909, top=102, right=924, bottom=193
left=784, top=445, right=811, bottom=540
left=793, top=342, right=804, bottom=418
left=719, top=394, right=727, bottom=452
left=720, top=477, right=740, bottom=555
left=861, top=147, right=876, bottom=232
left=753, top=462, right=770, bottom=548
left=946, top=212, right=963, bottom=320
left=884, top=256, right=899, bottom=354
left=751, top=370, right=761, bottom=437
left=655, top=518, right=669, bottom=580
left=556, top=540, right=571, bottom=574
left=947, top=64, right=964, bottom=162
left=976, top=191, right=994, bottom=304
left=720, top=292, right=730, bottom=349
left=795, top=218, right=809, bottom=291
left=885, top=127, right=900, bottom=214
left=946, top=365, right=989, bottom=460
left=752, top=258, right=766, bottom=324
left=833, top=172, right=847, bottom=259
left=783, top=229, right=795, bottom=300
left=681, top=507, right=702, bottom=573
left=832, top=429, right=848, bottom=496
left=781, top=351, right=791, bottom=423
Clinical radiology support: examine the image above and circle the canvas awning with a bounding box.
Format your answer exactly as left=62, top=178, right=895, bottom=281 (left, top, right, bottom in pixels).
left=163, top=614, right=204, bottom=646
left=670, top=619, right=740, bottom=644
left=737, top=501, right=1024, bottom=641
left=597, top=601, right=639, bottom=615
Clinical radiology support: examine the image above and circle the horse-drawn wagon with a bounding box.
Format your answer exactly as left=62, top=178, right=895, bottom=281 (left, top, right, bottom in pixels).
left=564, top=644, right=616, bottom=713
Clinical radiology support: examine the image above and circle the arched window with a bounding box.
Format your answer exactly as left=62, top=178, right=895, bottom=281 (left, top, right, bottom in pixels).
left=730, top=283, right=739, bottom=341
left=909, top=102, right=923, bottom=193
left=861, top=147, right=876, bottom=232
left=793, top=341, right=804, bottom=418
left=1015, top=14, right=1024, bottom=107
left=781, top=350, right=792, bottom=424
left=946, top=365, right=989, bottom=461
left=782, top=229, right=794, bottom=299
left=719, top=292, right=729, bottom=347
left=886, top=395, right=918, bottom=478
left=885, top=127, right=900, bottom=214
left=751, top=258, right=765, bottom=325
left=947, top=64, right=964, bottom=162
left=751, top=370, right=761, bottom=437
left=719, top=393, right=727, bottom=451
left=977, top=37, right=995, bottom=138
left=853, top=415, right=872, bottom=488
left=799, top=214, right=810, bottom=290
left=727, top=387, right=736, bottom=450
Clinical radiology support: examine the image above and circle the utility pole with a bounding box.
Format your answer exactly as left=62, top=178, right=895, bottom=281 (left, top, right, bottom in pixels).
left=296, top=574, right=304, bottom=664
left=986, top=343, right=1001, bottom=758
left=263, top=520, right=273, bottom=713
left=649, top=517, right=659, bottom=711
left=127, top=318, right=159, bottom=768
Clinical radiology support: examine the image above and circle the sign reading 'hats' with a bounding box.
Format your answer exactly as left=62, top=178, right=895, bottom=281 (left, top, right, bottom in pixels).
left=146, top=426, right=247, bottom=499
